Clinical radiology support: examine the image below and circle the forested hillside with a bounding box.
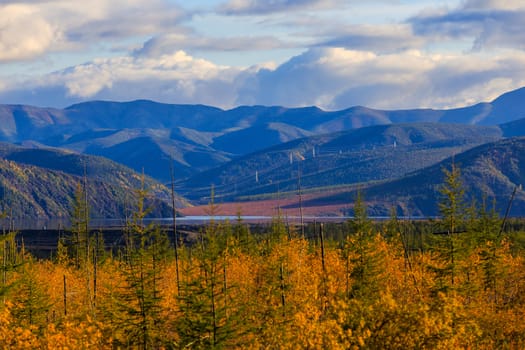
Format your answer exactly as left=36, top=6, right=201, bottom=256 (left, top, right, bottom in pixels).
left=0, top=143, right=187, bottom=220
left=179, top=123, right=502, bottom=201
left=356, top=137, right=525, bottom=216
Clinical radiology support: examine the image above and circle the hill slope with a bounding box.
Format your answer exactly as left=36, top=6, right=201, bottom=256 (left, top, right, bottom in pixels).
left=300, top=137, right=525, bottom=217
left=0, top=143, right=188, bottom=221
left=178, top=123, right=503, bottom=201
left=57, top=129, right=231, bottom=180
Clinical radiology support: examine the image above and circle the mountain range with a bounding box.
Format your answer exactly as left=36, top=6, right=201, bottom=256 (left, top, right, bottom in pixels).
left=2, top=86, right=525, bottom=219
left=0, top=86, right=523, bottom=183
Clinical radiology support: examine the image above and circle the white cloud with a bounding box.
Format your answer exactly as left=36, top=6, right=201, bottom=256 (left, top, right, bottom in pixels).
left=235, top=47, right=525, bottom=110
left=0, top=0, right=186, bottom=61
left=3, top=47, right=525, bottom=111
left=3, top=47, right=525, bottom=110
left=18, top=50, right=241, bottom=107
left=0, top=4, right=58, bottom=61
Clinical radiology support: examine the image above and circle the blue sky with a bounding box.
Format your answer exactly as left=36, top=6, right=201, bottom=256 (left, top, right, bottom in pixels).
left=1, top=0, right=524, bottom=111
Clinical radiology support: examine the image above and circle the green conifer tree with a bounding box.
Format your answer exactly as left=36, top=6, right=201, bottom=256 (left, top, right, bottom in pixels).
left=176, top=217, right=242, bottom=348
left=345, top=191, right=385, bottom=300
left=10, top=259, right=50, bottom=330
left=113, top=176, right=171, bottom=349
left=432, top=163, right=468, bottom=292
left=70, top=182, right=90, bottom=269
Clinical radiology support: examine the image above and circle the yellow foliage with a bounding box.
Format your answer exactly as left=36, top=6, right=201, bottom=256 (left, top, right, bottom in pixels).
left=43, top=318, right=110, bottom=349
left=1, top=222, right=525, bottom=348
left=0, top=305, right=40, bottom=349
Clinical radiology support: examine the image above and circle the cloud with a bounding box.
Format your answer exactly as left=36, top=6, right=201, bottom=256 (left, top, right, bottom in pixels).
left=0, top=4, right=58, bottom=61
left=409, top=0, right=525, bottom=51
left=59, top=0, right=186, bottom=44
left=2, top=47, right=525, bottom=112
left=3, top=0, right=525, bottom=116
left=0, top=0, right=186, bottom=61
left=135, top=32, right=291, bottom=57
left=235, top=47, right=525, bottom=110
left=463, top=0, right=524, bottom=10
left=57, top=50, right=238, bottom=98
left=218, top=0, right=344, bottom=15
left=1, top=50, right=242, bottom=108
left=235, top=48, right=430, bottom=108
left=315, top=24, right=425, bottom=53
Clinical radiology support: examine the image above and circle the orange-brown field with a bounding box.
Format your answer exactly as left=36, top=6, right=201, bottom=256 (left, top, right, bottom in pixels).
left=179, top=192, right=351, bottom=217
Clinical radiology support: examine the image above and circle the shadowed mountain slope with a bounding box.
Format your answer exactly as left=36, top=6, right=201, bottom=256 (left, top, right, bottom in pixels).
left=59, top=129, right=231, bottom=181
left=210, top=122, right=313, bottom=154
left=302, top=137, right=525, bottom=217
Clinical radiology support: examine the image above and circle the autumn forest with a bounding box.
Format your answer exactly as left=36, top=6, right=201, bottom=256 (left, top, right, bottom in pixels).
left=1, top=166, right=525, bottom=349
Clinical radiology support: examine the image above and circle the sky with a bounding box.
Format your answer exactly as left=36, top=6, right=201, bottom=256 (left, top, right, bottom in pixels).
left=1, top=0, right=525, bottom=111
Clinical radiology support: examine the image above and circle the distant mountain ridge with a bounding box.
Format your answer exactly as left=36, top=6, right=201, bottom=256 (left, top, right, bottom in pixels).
left=0, top=87, right=525, bottom=182
left=3, top=87, right=525, bottom=142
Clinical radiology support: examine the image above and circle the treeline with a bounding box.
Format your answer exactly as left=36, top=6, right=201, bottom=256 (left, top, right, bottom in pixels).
left=1, top=168, right=525, bottom=348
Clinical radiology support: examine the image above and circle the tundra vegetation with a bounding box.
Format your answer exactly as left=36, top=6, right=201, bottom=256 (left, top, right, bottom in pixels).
left=1, top=167, right=525, bottom=349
